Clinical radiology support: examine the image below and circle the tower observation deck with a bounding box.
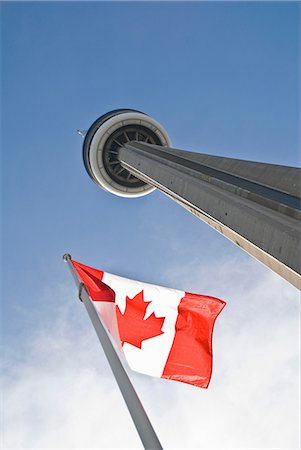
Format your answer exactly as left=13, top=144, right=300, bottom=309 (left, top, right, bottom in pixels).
left=82, top=109, right=301, bottom=290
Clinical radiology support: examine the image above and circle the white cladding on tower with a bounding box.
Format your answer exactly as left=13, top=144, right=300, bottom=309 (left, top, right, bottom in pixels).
left=83, top=109, right=171, bottom=198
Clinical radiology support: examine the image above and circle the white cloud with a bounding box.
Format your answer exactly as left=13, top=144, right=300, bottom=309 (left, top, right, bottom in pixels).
left=2, top=256, right=300, bottom=449
left=2, top=286, right=142, bottom=449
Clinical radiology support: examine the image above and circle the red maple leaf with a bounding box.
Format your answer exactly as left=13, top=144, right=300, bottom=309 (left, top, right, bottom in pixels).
left=116, top=290, right=165, bottom=349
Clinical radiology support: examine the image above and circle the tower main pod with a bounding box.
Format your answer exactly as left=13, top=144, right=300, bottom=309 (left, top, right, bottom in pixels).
left=83, top=109, right=301, bottom=290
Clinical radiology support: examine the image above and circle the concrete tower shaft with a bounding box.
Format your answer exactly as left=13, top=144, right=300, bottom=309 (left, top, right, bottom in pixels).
left=83, top=110, right=301, bottom=290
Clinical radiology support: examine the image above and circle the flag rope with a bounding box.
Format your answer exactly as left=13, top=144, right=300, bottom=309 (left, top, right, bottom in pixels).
left=63, top=253, right=163, bottom=450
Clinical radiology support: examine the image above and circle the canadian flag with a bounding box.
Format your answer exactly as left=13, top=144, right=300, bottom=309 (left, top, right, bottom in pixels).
left=72, top=260, right=226, bottom=388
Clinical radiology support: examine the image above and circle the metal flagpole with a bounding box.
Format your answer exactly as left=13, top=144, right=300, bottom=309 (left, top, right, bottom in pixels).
left=63, top=253, right=163, bottom=450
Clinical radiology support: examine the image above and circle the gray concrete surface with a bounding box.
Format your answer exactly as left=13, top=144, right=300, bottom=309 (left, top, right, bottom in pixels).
left=119, top=142, right=301, bottom=290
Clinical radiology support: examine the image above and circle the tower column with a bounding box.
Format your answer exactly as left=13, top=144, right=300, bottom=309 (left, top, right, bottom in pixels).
left=82, top=109, right=301, bottom=290
left=118, top=141, right=301, bottom=290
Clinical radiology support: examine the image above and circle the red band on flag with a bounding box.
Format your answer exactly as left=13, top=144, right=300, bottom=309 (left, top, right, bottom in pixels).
left=162, top=292, right=226, bottom=388
left=71, top=260, right=115, bottom=302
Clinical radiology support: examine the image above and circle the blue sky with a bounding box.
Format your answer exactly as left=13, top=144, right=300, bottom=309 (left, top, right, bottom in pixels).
left=1, top=2, right=300, bottom=449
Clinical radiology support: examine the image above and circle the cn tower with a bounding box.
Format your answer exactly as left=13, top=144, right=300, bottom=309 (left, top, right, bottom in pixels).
left=82, top=109, right=301, bottom=290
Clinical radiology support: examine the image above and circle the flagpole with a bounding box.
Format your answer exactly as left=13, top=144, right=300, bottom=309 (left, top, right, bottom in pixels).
left=63, top=254, right=163, bottom=450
